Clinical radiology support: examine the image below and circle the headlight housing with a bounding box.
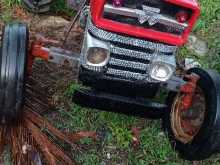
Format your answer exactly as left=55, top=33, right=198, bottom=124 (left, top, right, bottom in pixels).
left=150, top=55, right=176, bottom=82
left=81, top=32, right=110, bottom=71
left=86, top=47, right=110, bottom=67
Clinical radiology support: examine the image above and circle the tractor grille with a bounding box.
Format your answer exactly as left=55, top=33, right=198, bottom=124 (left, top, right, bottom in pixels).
left=103, top=1, right=190, bottom=35
left=87, top=18, right=177, bottom=82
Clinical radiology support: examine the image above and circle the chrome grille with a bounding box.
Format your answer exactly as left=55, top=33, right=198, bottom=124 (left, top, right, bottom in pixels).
left=87, top=18, right=177, bottom=54
left=86, top=17, right=177, bottom=82
left=110, top=45, right=155, bottom=61
left=106, top=68, right=146, bottom=80
left=109, top=58, right=149, bottom=71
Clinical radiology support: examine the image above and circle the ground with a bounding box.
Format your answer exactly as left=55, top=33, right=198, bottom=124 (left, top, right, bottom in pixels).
left=0, top=0, right=220, bottom=164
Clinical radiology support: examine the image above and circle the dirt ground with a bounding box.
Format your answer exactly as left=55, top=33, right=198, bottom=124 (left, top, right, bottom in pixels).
left=0, top=7, right=85, bottom=164
left=1, top=5, right=220, bottom=165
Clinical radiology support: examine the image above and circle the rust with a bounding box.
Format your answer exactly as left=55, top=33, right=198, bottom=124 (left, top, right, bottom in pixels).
left=180, top=74, right=200, bottom=111
left=171, top=87, right=206, bottom=144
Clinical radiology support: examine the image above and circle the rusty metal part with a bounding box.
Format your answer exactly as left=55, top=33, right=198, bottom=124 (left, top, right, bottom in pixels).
left=29, top=36, right=80, bottom=73
left=171, top=74, right=206, bottom=143
left=47, top=47, right=80, bottom=67
left=180, top=74, right=200, bottom=111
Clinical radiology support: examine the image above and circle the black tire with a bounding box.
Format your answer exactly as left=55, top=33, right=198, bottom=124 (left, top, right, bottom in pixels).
left=163, top=68, right=220, bottom=161
left=22, top=0, right=53, bottom=13
left=0, top=23, right=29, bottom=124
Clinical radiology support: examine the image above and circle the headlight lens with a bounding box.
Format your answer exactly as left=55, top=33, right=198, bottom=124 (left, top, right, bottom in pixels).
left=86, top=47, right=110, bottom=67
left=150, top=63, right=174, bottom=82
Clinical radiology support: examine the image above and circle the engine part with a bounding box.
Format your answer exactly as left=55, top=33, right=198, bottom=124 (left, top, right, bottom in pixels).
left=0, top=23, right=29, bottom=124
left=29, top=37, right=80, bottom=72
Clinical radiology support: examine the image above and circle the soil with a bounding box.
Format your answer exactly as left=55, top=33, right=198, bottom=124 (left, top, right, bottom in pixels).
left=0, top=6, right=84, bottom=164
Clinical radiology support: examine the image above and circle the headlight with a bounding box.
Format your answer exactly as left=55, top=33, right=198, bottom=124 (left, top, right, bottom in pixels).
left=150, top=63, right=174, bottom=81
left=81, top=32, right=110, bottom=71
left=86, top=47, right=110, bottom=67
left=150, top=55, right=176, bottom=82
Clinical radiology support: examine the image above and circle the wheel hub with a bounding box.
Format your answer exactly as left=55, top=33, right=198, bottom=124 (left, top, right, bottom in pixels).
left=171, top=87, right=206, bottom=144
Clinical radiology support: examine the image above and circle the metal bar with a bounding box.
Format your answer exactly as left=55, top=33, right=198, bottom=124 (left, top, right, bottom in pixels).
left=87, top=17, right=177, bottom=53
left=109, top=58, right=149, bottom=71
left=104, top=4, right=188, bottom=29
left=73, top=89, right=166, bottom=119
left=110, top=45, right=155, bottom=61
left=48, top=47, right=80, bottom=67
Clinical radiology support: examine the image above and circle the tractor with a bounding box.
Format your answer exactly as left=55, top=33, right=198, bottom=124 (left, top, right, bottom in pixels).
left=1, top=0, right=220, bottom=161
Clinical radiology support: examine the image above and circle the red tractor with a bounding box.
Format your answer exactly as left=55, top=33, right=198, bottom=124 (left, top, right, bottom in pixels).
left=1, top=0, right=220, bottom=161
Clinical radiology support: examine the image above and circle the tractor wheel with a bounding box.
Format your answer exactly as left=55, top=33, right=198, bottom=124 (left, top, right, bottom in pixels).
left=22, top=0, right=53, bottom=13
left=0, top=23, right=29, bottom=124
left=163, top=68, right=220, bottom=161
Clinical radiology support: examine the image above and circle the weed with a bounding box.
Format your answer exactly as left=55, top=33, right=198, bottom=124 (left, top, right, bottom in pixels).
left=51, top=0, right=75, bottom=17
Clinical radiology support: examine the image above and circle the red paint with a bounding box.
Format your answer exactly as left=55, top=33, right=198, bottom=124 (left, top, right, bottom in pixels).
left=180, top=74, right=200, bottom=111
left=90, top=0, right=200, bottom=46
left=176, top=11, right=189, bottom=23
left=31, top=43, right=49, bottom=61
left=28, top=41, right=49, bottom=73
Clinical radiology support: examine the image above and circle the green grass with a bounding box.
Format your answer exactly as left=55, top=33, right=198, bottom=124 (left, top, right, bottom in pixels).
left=1, top=0, right=220, bottom=164
left=51, top=0, right=75, bottom=16
left=58, top=0, right=220, bottom=164
left=184, top=0, right=220, bottom=72
left=1, top=0, right=75, bottom=18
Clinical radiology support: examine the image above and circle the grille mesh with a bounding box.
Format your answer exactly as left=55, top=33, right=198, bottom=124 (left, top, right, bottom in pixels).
left=86, top=18, right=177, bottom=82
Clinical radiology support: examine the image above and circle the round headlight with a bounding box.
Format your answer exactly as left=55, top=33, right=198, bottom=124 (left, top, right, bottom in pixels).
left=86, top=47, right=110, bottom=67
left=150, top=63, right=173, bottom=82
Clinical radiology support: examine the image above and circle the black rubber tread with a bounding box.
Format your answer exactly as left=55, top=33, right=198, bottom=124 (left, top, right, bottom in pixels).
left=23, top=0, right=52, bottom=7
left=22, top=0, right=52, bottom=13
left=163, top=68, right=220, bottom=160
left=0, top=23, right=28, bottom=124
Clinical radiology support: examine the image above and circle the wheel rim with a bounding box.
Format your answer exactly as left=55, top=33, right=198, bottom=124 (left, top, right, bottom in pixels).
left=171, top=87, right=206, bottom=144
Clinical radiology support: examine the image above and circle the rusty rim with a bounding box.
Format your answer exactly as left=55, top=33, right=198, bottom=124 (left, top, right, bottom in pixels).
left=171, top=87, right=206, bottom=144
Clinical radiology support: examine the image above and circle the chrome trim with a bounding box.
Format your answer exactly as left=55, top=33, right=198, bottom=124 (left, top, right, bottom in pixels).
left=110, top=45, right=156, bottom=61
left=149, top=55, right=176, bottom=82
left=109, top=58, right=149, bottom=71
left=86, top=47, right=111, bottom=67
left=81, top=16, right=177, bottom=83
left=81, top=31, right=110, bottom=72
left=106, top=68, right=158, bottom=82
left=87, top=18, right=177, bottom=54
left=104, top=4, right=188, bottom=30
left=106, top=68, right=146, bottom=80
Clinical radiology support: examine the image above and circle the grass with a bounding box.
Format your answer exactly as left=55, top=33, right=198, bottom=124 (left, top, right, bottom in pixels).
left=182, top=0, right=220, bottom=72
left=2, top=0, right=75, bottom=18
left=64, top=0, right=219, bottom=164
left=1, top=0, right=220, bottom=164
